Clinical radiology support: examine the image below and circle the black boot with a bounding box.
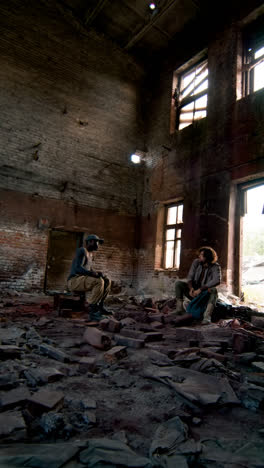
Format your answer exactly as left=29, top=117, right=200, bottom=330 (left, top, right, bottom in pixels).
left=98, top=302, right=113, bottom=315
left=88, top=304, right=106, bottom=322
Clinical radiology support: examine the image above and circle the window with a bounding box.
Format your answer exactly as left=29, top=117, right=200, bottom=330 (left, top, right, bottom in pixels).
left=173, top=59, right=208, bottom=131
left=164, top=203, right=183, bottom=269
left=243, top=42, right=264, bottom=95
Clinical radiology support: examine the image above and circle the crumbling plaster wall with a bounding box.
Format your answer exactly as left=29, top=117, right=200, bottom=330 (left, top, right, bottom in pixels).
left=0, top=0, right=145, bottom=292
left=139, top=23, right=264, bottom=295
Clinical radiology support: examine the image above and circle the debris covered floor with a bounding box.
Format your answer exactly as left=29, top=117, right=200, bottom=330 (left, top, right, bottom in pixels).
left=1, top=294, right=264, bottom=467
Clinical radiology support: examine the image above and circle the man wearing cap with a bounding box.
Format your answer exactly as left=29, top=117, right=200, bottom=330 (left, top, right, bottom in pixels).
left=67, top=234, right=111, bottom=321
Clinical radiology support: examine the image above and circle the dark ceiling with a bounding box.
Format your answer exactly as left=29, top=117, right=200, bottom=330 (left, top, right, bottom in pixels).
left=60, top=0, right=264, bottom=63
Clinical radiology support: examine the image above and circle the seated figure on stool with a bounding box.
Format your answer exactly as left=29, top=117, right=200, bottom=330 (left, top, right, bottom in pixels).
left=175, top=246, right=221, bottom=325
left=67, top=234, right=111, bottom=321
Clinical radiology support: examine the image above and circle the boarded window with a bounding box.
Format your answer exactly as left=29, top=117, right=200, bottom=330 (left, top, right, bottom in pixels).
left=173, top=59, right=208, bottom=131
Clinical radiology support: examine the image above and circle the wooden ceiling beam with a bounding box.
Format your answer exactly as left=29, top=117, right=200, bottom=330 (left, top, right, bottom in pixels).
left=124, top=0, right=179, bottom=50
left=124, top=2, right=172, bottom=41
left=84, top=0, right=109, bottom=27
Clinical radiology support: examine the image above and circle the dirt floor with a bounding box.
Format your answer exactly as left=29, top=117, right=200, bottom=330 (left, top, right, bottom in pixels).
left=0, top=293, right=264, bottom=467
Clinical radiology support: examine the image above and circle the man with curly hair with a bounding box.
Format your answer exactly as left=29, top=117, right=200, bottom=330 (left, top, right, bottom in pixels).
left=175, top=246, right=221, bottom=324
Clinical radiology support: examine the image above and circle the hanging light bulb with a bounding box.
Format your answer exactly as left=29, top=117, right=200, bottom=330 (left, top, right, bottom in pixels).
left=149, top=2, right=156, bottom=10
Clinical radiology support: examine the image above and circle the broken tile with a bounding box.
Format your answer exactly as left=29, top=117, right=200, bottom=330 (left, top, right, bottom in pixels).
left=0, top=387, right=31, bottom=411
left=0, top=443, right=79, bottom=468
left=0, top=410, right=26, bottom=440
left=252, top=361, right=264, bottom=372
left=24, top=367, right=65, bottom=385
left=28, top=389, right=64, bottom=414
left=143, top=365, right=240, bottom=407
left=79, top=438, right=150, bottom=466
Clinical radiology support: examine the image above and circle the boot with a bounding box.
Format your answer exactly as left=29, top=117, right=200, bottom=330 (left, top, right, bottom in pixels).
left=201, top=303, right=214, bottom=325
left=175, top=299, right=184, bottom=315
left=98, top=301, right=113, bottom=316
left=88, top=304, right=106, bottom=322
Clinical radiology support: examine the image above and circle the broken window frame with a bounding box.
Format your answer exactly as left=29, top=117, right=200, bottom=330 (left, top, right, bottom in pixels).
left=242, top=15, right=264, bottom=97
left=163, top=202, right=183, bottom=270
left=173, top=58, right=208, bottom=131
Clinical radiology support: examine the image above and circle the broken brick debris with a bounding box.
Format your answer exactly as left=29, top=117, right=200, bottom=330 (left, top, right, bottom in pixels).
left=114, top=335, right=145, bottom=349
left=104, top=346, right=127, bottom=364
left=83, top=327, right=112, bottom=350
left=0, top=345, right=22, bottom=360
left=39, top=343, right=72, bottom=362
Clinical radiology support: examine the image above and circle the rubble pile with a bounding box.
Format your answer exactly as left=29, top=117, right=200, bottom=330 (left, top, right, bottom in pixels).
left=0, top=294, right=264, bottom=467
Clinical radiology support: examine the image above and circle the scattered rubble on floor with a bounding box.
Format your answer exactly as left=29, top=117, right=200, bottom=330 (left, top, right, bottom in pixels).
left=0, top=292, right=263, bottom=467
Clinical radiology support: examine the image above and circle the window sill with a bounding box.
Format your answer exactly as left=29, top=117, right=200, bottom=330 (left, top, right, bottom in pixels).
left=154, top=268, right=180, bottom=276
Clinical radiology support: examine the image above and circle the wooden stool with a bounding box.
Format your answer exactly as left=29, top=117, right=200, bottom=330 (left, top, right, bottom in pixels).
left=53, top=291, right=86, bottom=314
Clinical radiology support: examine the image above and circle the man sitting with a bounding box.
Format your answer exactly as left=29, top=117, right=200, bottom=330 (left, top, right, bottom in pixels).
left=175, top=246, right=221, bottom=324
left=67, top=234, right=111, bottom=321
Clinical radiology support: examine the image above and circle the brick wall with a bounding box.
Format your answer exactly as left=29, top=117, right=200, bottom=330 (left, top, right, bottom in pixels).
left=0, top=190, right=139, bottom=291
left=139, top=22, right=264, bottom=294
left=0, top=0, right=145, bottom=292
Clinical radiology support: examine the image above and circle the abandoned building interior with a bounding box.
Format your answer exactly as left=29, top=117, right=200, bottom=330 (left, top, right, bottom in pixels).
left=1, top=0, right=264, bottom=466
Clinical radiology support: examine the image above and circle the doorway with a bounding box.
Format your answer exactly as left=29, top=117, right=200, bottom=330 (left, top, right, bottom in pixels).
left=45, top=230, right=83, bottom=293
left=241, top=182, right=264, bottom=308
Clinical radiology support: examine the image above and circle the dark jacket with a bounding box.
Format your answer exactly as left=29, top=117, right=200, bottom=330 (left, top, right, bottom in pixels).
left=187, top=258, right=221, bottom=290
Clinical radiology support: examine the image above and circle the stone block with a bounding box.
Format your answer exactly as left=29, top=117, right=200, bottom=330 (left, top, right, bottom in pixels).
left=104, top=346, right=127, bottom=364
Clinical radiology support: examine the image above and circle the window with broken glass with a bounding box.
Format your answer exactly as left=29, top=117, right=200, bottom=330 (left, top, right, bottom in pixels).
left=163, top=203, right=183, bottom=269
left=173, top=59, right=208, bottom=131
left=243, top=40, right=264, bottom=95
